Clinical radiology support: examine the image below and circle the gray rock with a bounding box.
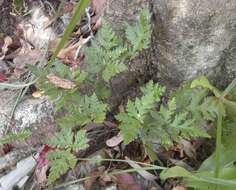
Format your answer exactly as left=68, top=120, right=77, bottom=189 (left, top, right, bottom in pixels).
left=0, top=90, right=56, bottom=145
left=62, top=185, right=85, bottom=190
left=103, top=0, right=236, bottom=87
left=105, top=185, right=117, bottom=190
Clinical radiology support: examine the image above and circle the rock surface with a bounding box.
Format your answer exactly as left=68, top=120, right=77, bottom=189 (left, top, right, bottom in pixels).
left=103, top=0, right=236, bottom=87
left=0, top=90, right=56, bottom=146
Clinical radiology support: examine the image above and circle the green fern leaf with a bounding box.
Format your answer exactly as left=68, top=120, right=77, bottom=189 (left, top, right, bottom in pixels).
left=102, top=63, right=127, bottom=82
left=48, top=129, right=88, bottom=151
left=73, top=130, right=89, bottom=151
left=116, top=81, right=165, bottom=144
left=116, top=112, right=142, bottom=144
left=48, top=128, right=73, bottom=150
left=125, top=8, right=151, bottom=55
left=0, top=130, right=31, bottom=145
left=81, top=93, right=107, bottom=123
left=47, top=150, right=77, bottom=183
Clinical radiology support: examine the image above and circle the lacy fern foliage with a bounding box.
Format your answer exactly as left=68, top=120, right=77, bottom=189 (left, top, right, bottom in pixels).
left=28, top=8, right=152, bottom=184
left=47, top=150, right=77, bottom=184
left=84, top=8, right=151, bottom=83
left=47, top=129, right=88, bottom=183
left=116, top=81, right=165, bottom=144
left=117, top=81, right=210, bottom=150
left=125, top=9, right=151, bottom=56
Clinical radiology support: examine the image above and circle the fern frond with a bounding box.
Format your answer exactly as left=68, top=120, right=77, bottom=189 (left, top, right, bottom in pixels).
left=47, top=150, right=77, bottom=183
left=73, top=129, right=89, bottom=150
left=57, top=93, right=107, bottom=128
left=48, top=129, right=88, bottom=151
left=102, top=63, right=127, bottom=82
left=116, top=112, right=142, bottom=144
left=81, top=93, right=108, bottom=123
left=116, top=81, right=165, bottom=144
left=0, top=130, right=31, bottom=145
left=125, top=8, right=151, bottom=55
left=84, top=20, right=128, bottom=83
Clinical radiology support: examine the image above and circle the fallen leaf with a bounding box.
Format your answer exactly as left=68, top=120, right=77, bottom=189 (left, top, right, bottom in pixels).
left=84, top=170, right=100, bottom=190
left=32, top=91, right=44, bottom=98
left=47, top=73, right=76, bottom=89
left=106, top=133, right=123, bottom=147
left=180, top=139, right=196, bottom=159
left=2, top=144, right=13, bottom=154
left=172, top=185, right=187, bottom=190
left=0, top=36, right=13, bottom=60
left=0, top=72, right=7, bottom=81
left=149, top=187, right=158, bottom=190
left=35, top=145, right=56, bottom=187
left=114, top=173, right=142, bottom=190
left=57, top=36, right=90, bottom=67
left=125, top=157, right=157, bottom=181
left=13, top=49, right=44, bottom=69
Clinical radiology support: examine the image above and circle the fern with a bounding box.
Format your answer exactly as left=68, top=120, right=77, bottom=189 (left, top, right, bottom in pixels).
left=84, top=20, right=128, bottom=83
left=47, top=150, right=77, bottom=184
left=47, top=129, right=88, bottom=183
left=0, top=130, right=31, bottom=145
left=84, top=9, right=151, bottom=83
left=116, top=80, right=165, bottom=144
left=27, top=8, right=152, bottom=184
left=48, top=128, right=88, bottom=151
left=171, top=83, right=218, bottom=126
left=117, top=81, right=210, bottom=151
left=58, top=93, right=107, bottom=128
left=149, top=98, right=210, bottom=148
left=125, top=8, right=151, bottom=56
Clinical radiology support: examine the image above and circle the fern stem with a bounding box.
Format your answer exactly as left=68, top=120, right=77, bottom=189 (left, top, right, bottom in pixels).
left=54, top=166, right=164, bottom=189
left=77, top=157, right=167, bottom=169
left=215, top=112, right=223, bottom=183
left=221, top=78, right=236, bottom=98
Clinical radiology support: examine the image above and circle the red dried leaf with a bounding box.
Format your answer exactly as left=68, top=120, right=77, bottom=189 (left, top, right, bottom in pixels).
left=0, top=72, right=6, bottom=81
left=84, top=171, right=99, bottom=190
left=37, top=144, right=55, bottom=167
left=35, top=145, right=56, bottom=187
left=2, top=144, right=13, bottom=154
left=114, top=173, right=143, bottom=190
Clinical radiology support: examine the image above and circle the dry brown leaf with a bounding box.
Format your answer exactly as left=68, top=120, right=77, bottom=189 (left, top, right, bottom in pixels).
left=180, top=139, right=196, bottom=159
left=149, top=187, right=158, bottom=190
left=32, top=91, right=44, bottom=98
left=114, top=173, right=142, bottom=190
left=47, top=73, right=76, bottom=89
left=172, top=185, right=187, bottom=190
left=106, top=133, right=123, bottom=147
left=13, top=49, right=44, bottom=69
left=84, top=170, right=99, bottom=190
left=58, top=40, right=81, bottom=60
left=13, top=48, right=44, bottom=77
left=0, top=36, right=13, bottom=60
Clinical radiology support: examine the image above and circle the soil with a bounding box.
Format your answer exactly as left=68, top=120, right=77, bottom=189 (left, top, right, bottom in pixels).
left=0, top=0, right=17, bottom=36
